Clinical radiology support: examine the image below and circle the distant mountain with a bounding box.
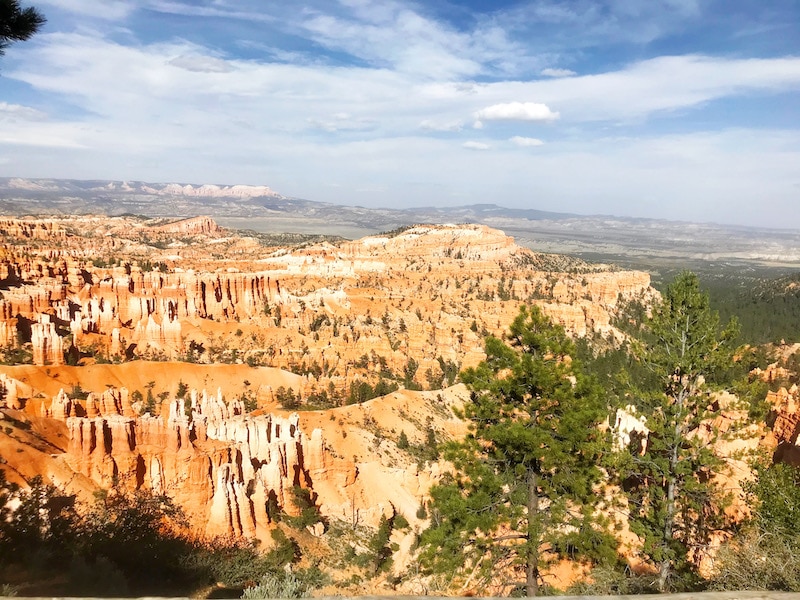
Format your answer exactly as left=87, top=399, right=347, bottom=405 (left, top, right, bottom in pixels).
left=2, top=177, right=800, bottom=268
left=0, top=177, right=576, bottom=228
left=0, top=177, right=577, bottom=231
left=3, top=178, right=282, bottom=199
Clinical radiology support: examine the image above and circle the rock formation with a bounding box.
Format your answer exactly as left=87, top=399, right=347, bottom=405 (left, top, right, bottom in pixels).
left=142, top=183, right=280, bottom=199
left=0, top=217, right=653, bottom=394
left=150, top=216, right=220, bottom=236
left=0, top=373, right=21, bottom=409
left=39, top=383, right=325, bottom=542
left=767, top=384, right=800, bottom=447
left=0, top=215, right=660, bottom=549
left=31, top=314, right=63, bottom=365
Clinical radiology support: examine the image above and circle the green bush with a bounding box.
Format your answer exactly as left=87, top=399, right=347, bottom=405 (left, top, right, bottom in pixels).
left=566, top=564, right=660, bottom=595
left=397, top=430, right=410, bottom=450
left=284, top=487, right=321, bottom=529
left=393, top=513, right=410, bottom=530
left=0, top=471, right=329, bottom=596
left=185, top=538, right=268, bottom=588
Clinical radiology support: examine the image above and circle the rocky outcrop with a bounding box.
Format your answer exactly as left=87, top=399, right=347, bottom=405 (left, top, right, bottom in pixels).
left=0, top=373, right=21, bottom=409
left=45, top=384, right=325, bottom=542
left=0, top=218, right=67, bottom=241
left=150, top=216, right=220, bottom=236
left=31, top=314, right=63, bottom=365
left=612, top=405, right=649, bottom=452
left=0, top=317, right=17, bottom=348
left=767, top=385, right=800, bottom=447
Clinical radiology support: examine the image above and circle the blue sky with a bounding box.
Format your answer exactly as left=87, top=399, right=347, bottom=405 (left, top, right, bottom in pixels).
left=2, top=0, right=800, bottom=228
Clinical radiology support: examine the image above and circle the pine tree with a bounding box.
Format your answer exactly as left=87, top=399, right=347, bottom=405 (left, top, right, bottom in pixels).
left=0, top=0, right=45, bottom=56
left=620, top=271, right=739, bottom=591
left=420, top=305, right=615, bottom=596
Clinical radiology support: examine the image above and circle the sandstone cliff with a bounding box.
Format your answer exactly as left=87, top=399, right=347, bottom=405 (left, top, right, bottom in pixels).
left=1, top=377, right=466, bottom=544
left=0, top=215, right=656, bottom=560
left=0, top=218, right=653, bottom=384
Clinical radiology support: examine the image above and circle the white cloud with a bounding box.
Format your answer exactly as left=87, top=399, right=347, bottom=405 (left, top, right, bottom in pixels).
left=0, top=103, right=47, bottom=122
left=169, top=55, right=234, bottom=73
left=493, top=0, right=704, bottom=49
left=147, top=0, right=276, bottom=23
left=0, top=121, right=87, bottom=148
left=519, top=54, right=800, bottom=122
left=4, top=8, right=800, bottom=229
left=541, top=68, right=576, bottom=77
left=295, top=0, right=537, bottom=79
left=474, top=102, right=560, bottom=122
left=419, top=119, right=463, bottom=132
left=307, top=114, right=377, bottom=132
left=510, top=136, right=544, bottom=147
left=301, top=8, right=482, bottom=78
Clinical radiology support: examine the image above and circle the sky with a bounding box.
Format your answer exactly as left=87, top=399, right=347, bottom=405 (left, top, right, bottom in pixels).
left=2, top=0, right=800, bottom=229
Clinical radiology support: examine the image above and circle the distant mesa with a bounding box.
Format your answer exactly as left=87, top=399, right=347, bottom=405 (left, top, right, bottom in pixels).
left=7, top=178, right=62, bottom=192
left=139, top=182, right=282, bottom=199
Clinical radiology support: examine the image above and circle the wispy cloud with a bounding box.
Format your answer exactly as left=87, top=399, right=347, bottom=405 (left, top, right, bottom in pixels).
left=462, top=141, right=490, bottom=150
left=169, top=55, right=234, bottom=73
left=541, top=68, right=575, bottom=77
left=510, top=136, right=544, bottom=147
left=0, top=103, right=48, bottom=122
left=36, top=0, right=135, bottom=20
left=146, top=0, right=276, bottom=23
left=419, top=119, right=463, bottom=132
left=307, top=113, right=377, bottom=132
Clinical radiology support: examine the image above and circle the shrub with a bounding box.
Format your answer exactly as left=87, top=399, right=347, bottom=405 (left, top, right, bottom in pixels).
left=709, top=530, right=800, bottom=591
left=710, top=462, right=800, bottom=592
left=285, top=487, right=321, bottom=529
left=241, top=572, right=307, bottom=599
left=397, top=430, right=410, bottom=450
left=67, top=555, right=130, bottom=596
left=393, top=514, right=410, bottom=530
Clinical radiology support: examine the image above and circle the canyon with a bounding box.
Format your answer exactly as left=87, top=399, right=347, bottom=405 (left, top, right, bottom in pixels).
left=0, top=216, right=651, bottom=574
left=0, top=214, right=796, bottom=593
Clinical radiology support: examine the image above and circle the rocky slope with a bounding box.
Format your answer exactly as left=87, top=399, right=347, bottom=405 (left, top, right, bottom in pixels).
left=0, top=215, right=659, bottom=587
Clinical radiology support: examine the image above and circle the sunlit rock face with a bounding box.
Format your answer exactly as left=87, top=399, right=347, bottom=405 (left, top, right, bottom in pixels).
left=40, top=384, right=321, bottom=542
left=35, top=380, right=469, bottom=541
left=0, top=217, right=653, bottom=382
left=0, top=215, right=657, bottom=543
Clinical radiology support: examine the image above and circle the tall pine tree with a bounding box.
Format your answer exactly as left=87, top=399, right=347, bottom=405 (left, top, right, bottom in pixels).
left=620, top=271, right=739, bottom=591
left=420, top=305, right=615, bottom=596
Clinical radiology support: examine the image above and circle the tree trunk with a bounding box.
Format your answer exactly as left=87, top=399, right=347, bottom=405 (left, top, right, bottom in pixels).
left=659, top=403, right=682, bottom=592
left=526, top=470, right=539, bottom=597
